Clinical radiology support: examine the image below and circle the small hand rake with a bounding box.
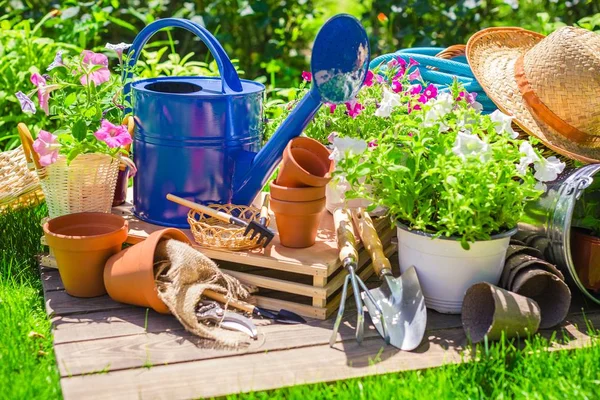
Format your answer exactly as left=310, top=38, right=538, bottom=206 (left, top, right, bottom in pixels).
left=244, top=194, right=273, bottom=247
left=329, top=208, right=388, bottom=347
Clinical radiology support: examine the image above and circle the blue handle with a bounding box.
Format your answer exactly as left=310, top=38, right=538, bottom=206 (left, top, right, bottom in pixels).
left=124, top=18, right=243, bottom=94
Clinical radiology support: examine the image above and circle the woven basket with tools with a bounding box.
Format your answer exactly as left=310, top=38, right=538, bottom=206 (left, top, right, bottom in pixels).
left=0, top=145, right=44, bottom=213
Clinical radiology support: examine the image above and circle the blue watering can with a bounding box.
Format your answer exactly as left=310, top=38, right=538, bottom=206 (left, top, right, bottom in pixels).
left=126, top=16, right=369, bottom=227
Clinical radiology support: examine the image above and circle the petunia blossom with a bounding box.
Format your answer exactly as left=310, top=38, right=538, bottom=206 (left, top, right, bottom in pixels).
left=15, top=91, right=36, bottom=114
left=408, top=57, right=419, bottom=67
left=375, top=88, right=401, bottom=118
left=93, top=119, right=132, bottom=148
left=326, top=103, right=337, bottom=114
left=452, top=130, right=491, bottom=162
left=30, top=73, right=51, bottom=115
left=533, top=156, right=565, bottom=182
left=408, top=84, right=422, bottom=96
left=345, top=101, right=364, bottom=119
left=327, top=131, right=339, bottom=144
left=516, top=141, right=540, bottom=174
left=105, top=42, right=131, bottom=63
left=490, top=110, right=518, bottom=139
left=47, top=50, right=65, bottom=71
left=391, top=79, right=403, bottom=93
left=423, top=84, right=438, bottom=100
left=301, top=71, right=312, bottom=82
left=33, top=130, right=60, bottom=166
left=408, top=68, right=421, bottom=82
left=80, top=50, right=111, bottom=86
left=368, top=140, right=378, bottom=148
left=364, top=70, right=375, bottom=87
left=329, top=136, right=368, bottom=162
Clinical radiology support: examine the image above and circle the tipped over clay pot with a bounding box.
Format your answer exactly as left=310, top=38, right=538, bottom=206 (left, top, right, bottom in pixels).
left=44, top=212, right=128, bottom=298
left=276, top=137, right=333, bottom=188
left=571, top=228, right=600, bottom=291
left=104, top=228, right=191, bottom=314
left=270, top=196, right=326, bottom=248
left=269, top=181, right=326, bottom=202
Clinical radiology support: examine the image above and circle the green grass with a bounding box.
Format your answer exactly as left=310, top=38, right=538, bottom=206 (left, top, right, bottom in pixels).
left=1, top=205, right=600, bottom=399
left=0, top=205, right=61, bottom=399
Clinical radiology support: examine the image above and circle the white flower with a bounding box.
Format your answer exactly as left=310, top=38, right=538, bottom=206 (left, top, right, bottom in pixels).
left=503, top=0, right=519, bottom=9
left=533, top=156, right=565, bottom=182
left=375, top=88, right=401, bottom=118
left=375, top=104, right=394, bottom=118
left=329, top=136, right=368, bottom=162
left=423, top=92, right=454, bottom=129
left=471, top=101, right=483, bottom=112
left=490, top=110, right=518, bottom=139
left=105, top=42, right=132, bottom=52
left=452, top=130, right=491, bottom=162
left=464, top=0, right=480, bottom=9
left=534, top=181, right=547, bottom=192
left=515, top=141, right=540, bottom=174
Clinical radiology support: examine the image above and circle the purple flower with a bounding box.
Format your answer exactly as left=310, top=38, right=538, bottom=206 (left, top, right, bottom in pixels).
left=345, top=101, right=364, bottom=119
left=301, top=71, right=312, bottom=82
left=418, top=94, right=428, bottom=104
left=408, top=68, right=421, bottom=82
left=105, top=42, right=131, bottom=63
left=364, top=70, right=375, bottom=87
left=33, top=130, right=60, bottom=166
left=368, top=140, right=378, bottom=148
left=15, top=91, right=36, bottom=114
left=326, top=103, right=337, bottom=114
left=391, top=79, right=403, bottom=93
left=94, top=119, right=132, bottom=148
left=80, top=50, right=110, bottom=86
left=408, top=84, right=422, bottom=95
left=423, top=83, right=438, bottom=100
left=397, top=57, right=407, bottom=69
left=466, top=92, right=478, bottom=105
left=47, top=50, right=65, bottom=71
left=30, top=73, right=51, bottom=115
left=328, top=131, right=339, bottom=144
left=408, top=57, right=419, bottom=67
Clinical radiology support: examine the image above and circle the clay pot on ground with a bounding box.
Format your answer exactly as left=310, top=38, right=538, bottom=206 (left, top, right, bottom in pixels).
left=104, top=228, right=191, bottom=314
left=270, top=196, right=326, bottom=248
left=276, top=137, right=333, bottom=188
left=571, top=228, right=600, bottom=291
left=43, top=212, right=128, bottom=298
left=269, top=181, right=325, bottom=202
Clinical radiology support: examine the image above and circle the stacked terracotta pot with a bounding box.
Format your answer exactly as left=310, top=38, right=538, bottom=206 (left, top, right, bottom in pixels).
left=270, top=137, right=333, bottom=248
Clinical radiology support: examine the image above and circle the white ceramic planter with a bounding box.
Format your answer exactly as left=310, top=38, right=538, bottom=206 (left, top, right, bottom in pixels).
left=397, top=224, right=516, bottom=314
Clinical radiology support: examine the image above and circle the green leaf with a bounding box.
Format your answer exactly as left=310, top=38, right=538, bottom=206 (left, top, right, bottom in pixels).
left=64, top=93, right=77, bottom=107
left=72, top=119, right=87, bottom=142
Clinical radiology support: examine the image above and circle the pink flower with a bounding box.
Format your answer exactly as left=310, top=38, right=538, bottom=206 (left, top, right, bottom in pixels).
left=368, top=140, right=378, bottom=148
left=391, top=79, right=403, bottom=93
left=326, top=103, right=337, bottom=114
left=408, top=103, right=422, bottom=114
left=408, top=84, right=422, bottom=95
left=301, top=71, right=312, bottom=82
left=47, top=50, right=65, bottom=71
left=80, top=50, right=110, bottom=86
left=456, top=91, right=466, bottom=101
left=30, top=73, right=50, bottom=115
left=418, top=95, right=428, bottom=104
left=328, top=131, right=338, bottom=144
left=364, top=70, right=375, bottom=87
left=423, top=83, right=438, bottom=99
left=15, top=91, right=36, bottom=114
left=33, top=130, right=60, bottom=166
left=466, top=92, right=478, bottom=105
left=345, top=101, right=364, bottom=119
left=375, top=74, right=385, bottom=84
left=408, top=57, right=419, bottom=67
left=387, top=59, right=398, bottom=68
left=408, top=68, right=421, bottom=82
left=93, top=119, right=132, bottom=148
left=397, top=57, right=407, bottom=69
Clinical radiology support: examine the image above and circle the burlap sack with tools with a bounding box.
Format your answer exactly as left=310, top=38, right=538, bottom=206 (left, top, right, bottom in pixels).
left=154, top=239, right=252, bottom=347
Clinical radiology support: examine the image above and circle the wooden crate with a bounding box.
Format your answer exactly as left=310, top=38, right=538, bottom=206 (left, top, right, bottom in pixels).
left=41, top=197, right=396, bottom=320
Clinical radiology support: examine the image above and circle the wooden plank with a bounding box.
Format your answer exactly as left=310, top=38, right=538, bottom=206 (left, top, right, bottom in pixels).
left=254, top=296, right=328, bottom=320
left=45, top=289, right=131, bottom=316
left=225, top=270, right=327, bottom=299
left=59, top=312, right=600, bottom=400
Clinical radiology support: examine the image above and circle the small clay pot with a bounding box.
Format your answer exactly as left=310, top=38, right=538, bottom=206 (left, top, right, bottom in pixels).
left=571, top=228, right=600, bottom=291
left=112, top=165, right=130, bottom=207
left=44, top=212, right=128, bottom=298
left=276, top=137, right=333, bottom=188
left=269, top=181, right=325, bottom=202
left=104, top=228, right=191, bottom=314
left=270, top=196, right=326, bottom=248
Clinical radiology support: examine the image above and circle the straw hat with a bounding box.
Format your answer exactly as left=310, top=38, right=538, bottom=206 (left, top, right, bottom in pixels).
left=466, top=26, right=600, bottom=163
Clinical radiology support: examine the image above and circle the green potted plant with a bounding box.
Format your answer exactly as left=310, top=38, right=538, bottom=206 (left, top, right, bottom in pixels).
left=15, top=44, right=135, bottom=218
left=572, top=178, right=600, bottom=292
left=332, top=73, right=564, bottom=313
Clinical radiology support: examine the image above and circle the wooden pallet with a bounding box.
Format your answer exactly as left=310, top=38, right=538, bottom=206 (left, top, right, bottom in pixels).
left=41, top=195, right=396, bottom=320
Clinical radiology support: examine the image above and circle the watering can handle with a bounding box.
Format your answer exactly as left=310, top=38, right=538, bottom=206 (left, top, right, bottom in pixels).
left=123, top=18, right=243, bottom=94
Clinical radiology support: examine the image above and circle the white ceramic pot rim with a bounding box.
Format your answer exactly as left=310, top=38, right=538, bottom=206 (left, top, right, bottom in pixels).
left=396, top=222, right=518, bottom=242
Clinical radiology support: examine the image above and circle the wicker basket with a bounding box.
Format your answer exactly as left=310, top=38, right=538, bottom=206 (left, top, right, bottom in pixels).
left=18, top=123, right=121, bottom=219
left=0, top=145, right=44, bottom=212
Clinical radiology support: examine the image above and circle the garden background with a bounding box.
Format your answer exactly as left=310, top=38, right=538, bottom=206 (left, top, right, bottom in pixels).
left=1, top=1, right=600, bottom=398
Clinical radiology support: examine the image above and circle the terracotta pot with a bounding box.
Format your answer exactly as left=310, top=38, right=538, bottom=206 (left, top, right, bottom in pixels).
left=571, top=228, right=600, bottom=291
left=43, top=212, right=128, bottom=298
left=104, top=228, right=191, bottom=314
left=269, top=181, right=325, bottom=202
left=112, top=165, right=130, bottom=207
left=276, top=137, right=333, bottom=188
left=270, top=196, right=326, bottom=248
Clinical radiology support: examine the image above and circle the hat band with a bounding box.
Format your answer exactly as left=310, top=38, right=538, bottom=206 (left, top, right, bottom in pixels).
left=514, top=55, right=599, bottom=145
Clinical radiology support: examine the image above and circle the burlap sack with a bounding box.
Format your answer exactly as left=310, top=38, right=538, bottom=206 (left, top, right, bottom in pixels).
left=154, top=239, right=252, bottom=347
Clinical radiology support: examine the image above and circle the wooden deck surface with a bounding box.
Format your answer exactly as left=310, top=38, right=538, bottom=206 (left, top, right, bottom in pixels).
left=41, top=265, right=600, bottom=399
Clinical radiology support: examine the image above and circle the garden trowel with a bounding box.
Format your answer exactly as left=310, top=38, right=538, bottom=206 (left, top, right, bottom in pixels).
left=352, top=208, right=427, bottom=351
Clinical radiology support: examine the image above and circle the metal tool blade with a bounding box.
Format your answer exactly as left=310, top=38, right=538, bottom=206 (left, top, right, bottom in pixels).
left=362, top=266, right=427, bottom=351
left=253, top=307, right=307, bottom=324
left=221, top=311, right=258, bottom=339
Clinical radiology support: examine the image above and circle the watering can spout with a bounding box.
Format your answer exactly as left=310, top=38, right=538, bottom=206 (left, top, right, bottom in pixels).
left=233, top=90, right=322, bottom=205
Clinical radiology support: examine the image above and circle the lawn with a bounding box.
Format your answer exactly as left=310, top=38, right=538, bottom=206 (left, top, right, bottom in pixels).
left=1, top=205, right=599, bottom=399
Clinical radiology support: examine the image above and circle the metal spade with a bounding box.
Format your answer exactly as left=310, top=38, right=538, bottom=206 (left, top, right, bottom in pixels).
left=352, top=209, right=427, bottom=351
left=238, top=14, right=370, bottom=201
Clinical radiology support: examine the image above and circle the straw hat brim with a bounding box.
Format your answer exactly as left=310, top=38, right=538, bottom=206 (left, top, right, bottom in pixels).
left=466, top=27, right=600, bottom=164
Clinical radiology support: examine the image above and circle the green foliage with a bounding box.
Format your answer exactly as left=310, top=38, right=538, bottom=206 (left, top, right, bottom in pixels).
left=573, top=177, right=600, bottom=237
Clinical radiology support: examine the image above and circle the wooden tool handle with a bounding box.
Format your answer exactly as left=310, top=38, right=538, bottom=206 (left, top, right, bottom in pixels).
left=17, top=123, right=42, bottom=170
left=259, top=193, right=269, bottom=225
left=166, top=194, right=246, bottom=227
left=123, top=116, right=135, bottom=153
left=203, top=289, right=255, bottom=313
left=333, top=208, right=358, bottom=263
left=352, top=208, right=392, bottom=277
